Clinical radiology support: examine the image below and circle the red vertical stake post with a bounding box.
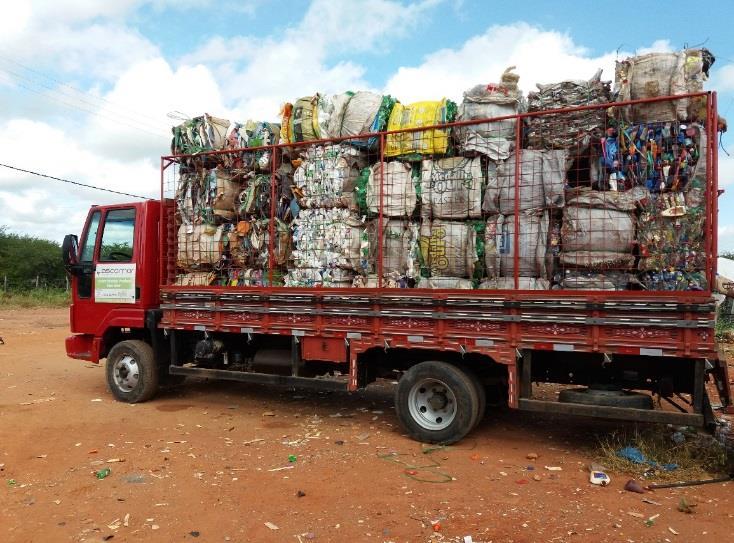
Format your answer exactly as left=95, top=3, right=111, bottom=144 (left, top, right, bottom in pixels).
left=513, top=112, right=522, bottom=290
left=268, top=144, right=277, bottom=287
left=710, top=92, right=719, bottom=289
left=378, top=133, right=385, bottom=288
left=160, top=156, right=166, bottom=287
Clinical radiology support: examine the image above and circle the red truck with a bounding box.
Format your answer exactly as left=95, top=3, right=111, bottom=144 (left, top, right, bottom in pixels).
left=63, top=91, right=731, bottom=444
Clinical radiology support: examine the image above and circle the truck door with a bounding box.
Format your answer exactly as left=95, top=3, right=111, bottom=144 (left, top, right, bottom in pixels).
left=70, top=207, right=139, bottom=334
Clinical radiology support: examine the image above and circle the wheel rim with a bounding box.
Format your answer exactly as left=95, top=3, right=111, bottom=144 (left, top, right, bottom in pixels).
left=113, top=355, right=140, bottom=392
left=407, top=377, right=457, bottom=431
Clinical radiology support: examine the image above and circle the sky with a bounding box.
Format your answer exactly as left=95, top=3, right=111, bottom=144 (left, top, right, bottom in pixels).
left=1, top=0, right=734, bottom=248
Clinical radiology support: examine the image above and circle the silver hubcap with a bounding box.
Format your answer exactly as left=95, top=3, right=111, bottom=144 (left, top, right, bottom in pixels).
left=407, top=377, right=457, bottom=431
left=113, top=355, right=140, bottom=392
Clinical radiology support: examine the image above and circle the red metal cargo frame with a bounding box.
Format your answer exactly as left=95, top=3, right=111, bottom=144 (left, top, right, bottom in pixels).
left=159, top=92, right=720, bottom=398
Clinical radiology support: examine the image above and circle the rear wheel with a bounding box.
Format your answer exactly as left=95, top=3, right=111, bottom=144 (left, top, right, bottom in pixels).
left=459, top=365, right=487, bottom=429
left=395, top=361, right=479, bottom=444
left=106, top=340, right=159, bottom=403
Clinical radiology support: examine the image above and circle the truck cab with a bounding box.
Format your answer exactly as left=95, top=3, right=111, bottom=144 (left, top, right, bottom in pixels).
left=63, top=200, right=160, bottom=363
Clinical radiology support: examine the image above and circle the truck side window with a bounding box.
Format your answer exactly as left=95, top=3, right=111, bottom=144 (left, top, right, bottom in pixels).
left=77, top=211, right=101, bottom=299
left=80, top=211, right=101, bottom=262
left=99, top=209, right=136, bottom=262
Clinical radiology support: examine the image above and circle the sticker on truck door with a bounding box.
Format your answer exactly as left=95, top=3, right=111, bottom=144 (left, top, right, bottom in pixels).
left=95, top=264, right=136, bottom=303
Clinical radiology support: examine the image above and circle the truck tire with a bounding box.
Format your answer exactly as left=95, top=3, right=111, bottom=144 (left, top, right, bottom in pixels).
left=459, top=365, right=487, bottom=429
left=106, top=340, right=159, bottom=403
left=395, top=361, right=479, bottom=444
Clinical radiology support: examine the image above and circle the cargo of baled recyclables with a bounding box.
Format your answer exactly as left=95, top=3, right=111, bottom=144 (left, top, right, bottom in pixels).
left=168, top=47, right=719, bottom=293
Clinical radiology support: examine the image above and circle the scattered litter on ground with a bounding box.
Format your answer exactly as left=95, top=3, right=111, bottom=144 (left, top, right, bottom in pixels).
left=677, top=497, right=697, bottom=514
left=95, top=468, right=111, bottom=480
left=648, top=475, right=733, bottom=489
left=264, top=522, right=279, bottom=530
left=589, top=470, right=610, bottom=486
left=617, top=446, right=678, bottom=471
left=19, top=397, right=56, bottom=405
left=123, top=474, right=145, bottom=484
left=379, top=449, right=453, bottom=483
left=624, top=479, right=646, bottom=494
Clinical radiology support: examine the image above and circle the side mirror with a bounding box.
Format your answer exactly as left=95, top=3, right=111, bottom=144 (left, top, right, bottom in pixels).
left=62, top=234, right=79, bottom=273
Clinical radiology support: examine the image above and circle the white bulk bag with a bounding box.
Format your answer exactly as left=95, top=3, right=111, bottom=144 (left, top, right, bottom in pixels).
left=421, top=157, right=483, bottom=219
left=486, top=211, right=549, bottom=278
left=419, top=220, right=475, bottom=278
left=478, top=277, right=550, bottom=290
left=416, top=277, right=474, bottom=289
left=177, top=224, right=224, bottom=269
left=327, top=91, right=383, bottom=139
left=484, top=150, right=567, bottom=215
left=366, top=161, right=417, bottom=217
left=561, top=206, right=634, bottom=253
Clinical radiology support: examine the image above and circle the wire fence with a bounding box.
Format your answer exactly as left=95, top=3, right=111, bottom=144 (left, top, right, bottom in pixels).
left=1, top=275, right=69, bottom=292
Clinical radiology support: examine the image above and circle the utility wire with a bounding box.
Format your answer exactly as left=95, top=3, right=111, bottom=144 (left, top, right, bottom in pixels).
left=0, top=71, right=169, bottom=139
left=0, top=162, right=154, bottom=200
left=0, top=53, right=171, bottom=132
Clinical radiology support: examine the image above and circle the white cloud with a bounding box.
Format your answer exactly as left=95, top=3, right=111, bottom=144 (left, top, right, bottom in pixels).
left=718, top=224, right=734, bottom=252
left=0, top=119, right=158, bottom=241
left=182, top=0, right=443, bottom=119
left=84, top=58, right=230, bottom=161
left=720, top=154, right=734, bottom=187
left=635, top=39, right=674, bottom=55
left=384, top=22, right=623, bottom=102
left=1, top=5, right=728, bottom=248
left=712, top=63, right=734, bottom=93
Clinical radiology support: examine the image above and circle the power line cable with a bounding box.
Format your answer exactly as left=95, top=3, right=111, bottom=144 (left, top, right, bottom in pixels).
left=0, top=53, right=172, bottom=132
left=0, top=71, right=169, bottom=139
left=0, top=68, right=171, bottom=138
left=0, top=162, right=154, bottom=200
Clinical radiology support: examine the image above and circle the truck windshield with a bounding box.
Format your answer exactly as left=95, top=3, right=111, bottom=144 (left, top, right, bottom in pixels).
left=99, top=208, right=136, bottom=262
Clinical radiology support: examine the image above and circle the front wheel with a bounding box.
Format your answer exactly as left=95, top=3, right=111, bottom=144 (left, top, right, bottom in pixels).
left=105, top=340, right=159, bottom=403
left=395, top=361, right=479, bottom=444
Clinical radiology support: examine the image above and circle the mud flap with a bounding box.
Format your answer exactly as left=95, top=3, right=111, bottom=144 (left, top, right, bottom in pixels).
left=712, top=349, right=733, bottom=408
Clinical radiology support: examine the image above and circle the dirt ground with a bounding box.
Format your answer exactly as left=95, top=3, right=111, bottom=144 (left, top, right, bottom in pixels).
left=1, top=308, right=733, bottom=543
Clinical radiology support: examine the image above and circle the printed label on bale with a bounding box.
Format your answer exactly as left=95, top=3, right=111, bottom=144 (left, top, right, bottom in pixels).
left=95, top=264, right=136, bottom=303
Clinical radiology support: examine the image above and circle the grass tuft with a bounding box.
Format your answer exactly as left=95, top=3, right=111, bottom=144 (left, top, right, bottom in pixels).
left=594, top=425, right=730, bottom=482
left=0, top=289, right=70, bottom=308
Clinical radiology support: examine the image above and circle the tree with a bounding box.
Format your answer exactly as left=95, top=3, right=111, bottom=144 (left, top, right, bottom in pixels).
left=0, top=226, right=66, bottom=289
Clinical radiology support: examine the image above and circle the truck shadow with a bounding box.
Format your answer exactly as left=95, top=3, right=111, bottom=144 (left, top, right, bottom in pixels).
left=155, top=376, right=642, bottom=453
